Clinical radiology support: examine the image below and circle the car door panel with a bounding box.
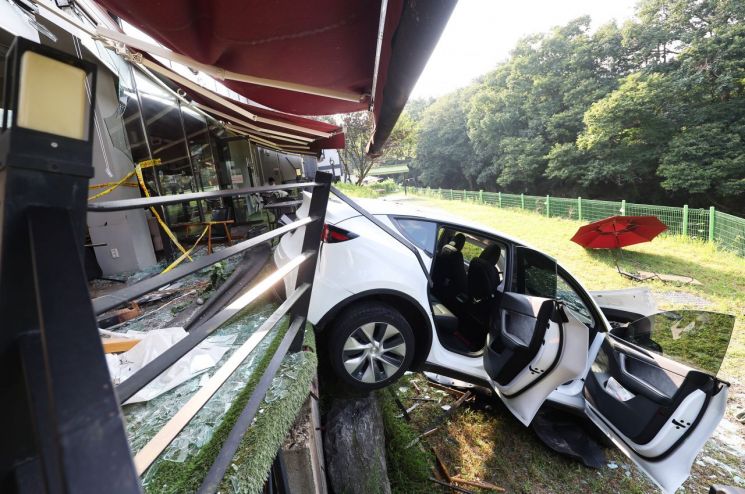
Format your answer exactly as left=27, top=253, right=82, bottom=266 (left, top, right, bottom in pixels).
left=585, top=335, right=729, bottom=493
left=485, top=292, right=589, bottom=426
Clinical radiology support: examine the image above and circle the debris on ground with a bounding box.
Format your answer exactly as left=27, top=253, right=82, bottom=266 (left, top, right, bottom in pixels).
left=105, top=326, right=236, bottom=404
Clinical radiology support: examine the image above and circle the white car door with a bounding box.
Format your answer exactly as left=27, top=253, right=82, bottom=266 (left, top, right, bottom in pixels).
left=483, top=247, right=589, bottom=426
left=584, top=310, right=735, bottom=494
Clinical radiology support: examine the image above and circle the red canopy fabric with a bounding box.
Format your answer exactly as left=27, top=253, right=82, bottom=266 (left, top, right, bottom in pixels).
left=571, top=216, right=668, bottom=249
left=96, top=0, right=403, bottom=115
left=182, top=86, right=345, bottom=149
left=95, top=0, right=457, bottom=151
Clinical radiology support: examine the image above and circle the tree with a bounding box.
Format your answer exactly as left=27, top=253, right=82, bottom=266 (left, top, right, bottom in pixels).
left=338, top=111, right=416, bottom=185
left=411, top=89, right=475, bottom=188
left=466, top=17, right=627, bottom=192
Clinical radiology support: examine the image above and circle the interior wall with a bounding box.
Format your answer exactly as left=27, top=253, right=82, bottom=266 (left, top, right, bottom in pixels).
left=86, top=64, right=157, bottom=275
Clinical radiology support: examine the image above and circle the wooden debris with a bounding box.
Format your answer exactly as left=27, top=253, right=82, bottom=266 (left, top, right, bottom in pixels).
left=388, top=387, right=411, bottom=421
left=428, top=477, right=476, bottom=494
left=97, top=303, right=141, bottom=329
left=426, top=380, right=467, bottom=397
left=412, top=380, right=423, bottom=395
left=451, top=476, right=505, bottom=492
left=101, top=337, right=141, bottom=354
left=432, top=447, right=452, bottom=483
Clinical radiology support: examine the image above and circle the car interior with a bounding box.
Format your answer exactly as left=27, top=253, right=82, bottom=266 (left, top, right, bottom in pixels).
left=429, top=227, right=507, bottom=355
left=583, top=310, right=734, bottom=452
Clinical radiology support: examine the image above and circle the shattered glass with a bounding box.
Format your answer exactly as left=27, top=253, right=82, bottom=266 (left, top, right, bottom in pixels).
left=123, top=303, right=277, bottom=455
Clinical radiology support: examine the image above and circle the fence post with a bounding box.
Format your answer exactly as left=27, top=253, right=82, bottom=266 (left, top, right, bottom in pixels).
left=479, top=189, right=483, bottom=203
left=709, top=206, right=716, bottom=243
left=546, top=195, right=551, bottom=217
left=449, top=189, right=453, bottom=200
left=498, top=192, right=502, bottom=208
left=682, top=205, right=689, bottom=236
left=620, top=199, right=626, bottom=216
left=520, top=193, right=525, bottom=209
left=463, top=189, right=467, bottom=201
left=578, top=197, right=582, bottom=221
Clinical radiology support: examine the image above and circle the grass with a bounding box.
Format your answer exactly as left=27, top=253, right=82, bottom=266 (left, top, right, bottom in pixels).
left=341, top=189, right=745, bottom=493
left=378, top=388, right=434, bottom=493
left=402, top=194, right=745, bottom=383
left=142, top=321, right=318, bottom=494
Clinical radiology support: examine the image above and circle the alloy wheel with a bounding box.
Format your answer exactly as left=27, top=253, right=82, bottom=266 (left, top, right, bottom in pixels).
left=342, top=322, right=407, bottom=383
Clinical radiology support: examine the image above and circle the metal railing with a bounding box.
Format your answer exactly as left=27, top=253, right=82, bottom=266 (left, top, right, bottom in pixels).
left=410, top=187, right=745, bottom=257
left=3, top=167, right=331, bottom=493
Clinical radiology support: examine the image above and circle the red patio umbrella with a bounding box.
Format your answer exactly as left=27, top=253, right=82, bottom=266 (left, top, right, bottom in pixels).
left=571, top=216, right=668, bottom=249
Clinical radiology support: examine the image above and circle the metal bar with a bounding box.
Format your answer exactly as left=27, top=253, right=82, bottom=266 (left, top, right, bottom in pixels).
left=92, top=216, right=315, bottom=314
left=88, top=182, right=320, bottom=212
left=116, top=280, right=310, bottom=403
left=133, top=304, right=306, bottom=474
left=17, top=332, right=65, bottom=494
left=331, top=185, right=433, bottom=287
left=709, top=206, right=716, bottom=242
left=27, top=207, right=141, bottom=493
left=196, top=316, right=306, bottom=494
left=289, top=172, right=331, bottom=351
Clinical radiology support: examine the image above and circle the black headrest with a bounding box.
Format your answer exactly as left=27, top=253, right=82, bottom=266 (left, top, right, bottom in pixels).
left=480, top=244, right=501, bottom=264
left=468, top=256, right=500, bottom=300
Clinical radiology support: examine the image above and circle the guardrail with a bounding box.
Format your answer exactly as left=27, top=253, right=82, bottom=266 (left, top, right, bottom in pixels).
left=409, top=187, right=745, bottom=257
left=2, top=166, right=331, bottom=493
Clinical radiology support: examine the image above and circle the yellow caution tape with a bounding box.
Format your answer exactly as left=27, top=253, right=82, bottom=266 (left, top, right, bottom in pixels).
left=89, top=158, right=197, bottom=267
left=161, top=224, right=210, bottom=274
left=87, top=159, right=162, bottom=200
left=133, top=163, right=192, bottom=262
left=88, top=170, right=138, bottom=200
left=89, top=181, right=139, bottom=189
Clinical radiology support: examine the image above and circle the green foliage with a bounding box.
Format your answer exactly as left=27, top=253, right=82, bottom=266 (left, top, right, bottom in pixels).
left=411, top=89, right=476, bottom=189
left=377, top=386, right=433, bottom=494
left=409, top=0, right=745, bottom=214
left=144, top=321, right=320, bottom=494
left=209, top=261, right=227, bottom=290
left=338, top=111, right=417, bottom=185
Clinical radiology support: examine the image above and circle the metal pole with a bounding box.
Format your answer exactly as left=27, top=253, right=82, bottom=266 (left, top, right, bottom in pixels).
left=479, top=189, right=483, bottom=203
left=450, top=189, right=454, bottom=200
left=520, top=193, right=525, bottom=209
left=498, top=192, right=502, bottom=208
left=290, top=172, right=332, bottom=351
left=578, top=197, right=582, bottom=221
left=709, top=206, right=716, bottom=243
left=546, top=195, right=550, bottom=217
left=620, top=199, right=626, bottom=216
left=682, top=205, right=689, bottom=236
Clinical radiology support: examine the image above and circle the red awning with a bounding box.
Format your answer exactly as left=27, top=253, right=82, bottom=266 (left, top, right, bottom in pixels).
left=139, top=55, right=344, bottom=152
left=95, top=0, right=456, bottom=151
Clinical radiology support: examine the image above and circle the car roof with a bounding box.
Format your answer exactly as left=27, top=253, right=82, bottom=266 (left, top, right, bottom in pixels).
left=355, top=196, right=538, bottom=251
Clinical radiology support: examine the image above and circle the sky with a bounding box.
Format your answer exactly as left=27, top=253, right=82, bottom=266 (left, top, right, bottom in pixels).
left=411, top=0, right=639, bottom=99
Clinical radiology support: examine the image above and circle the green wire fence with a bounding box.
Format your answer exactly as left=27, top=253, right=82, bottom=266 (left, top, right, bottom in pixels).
left=411, top=187, right=745, bottom=258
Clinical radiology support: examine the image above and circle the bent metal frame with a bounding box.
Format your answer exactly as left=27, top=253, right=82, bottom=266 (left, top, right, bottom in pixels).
left=0, top=36, right=332, bottom=494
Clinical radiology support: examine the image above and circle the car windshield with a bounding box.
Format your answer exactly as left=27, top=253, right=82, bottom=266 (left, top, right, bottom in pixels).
left=612, top=310, right=735, bottom=376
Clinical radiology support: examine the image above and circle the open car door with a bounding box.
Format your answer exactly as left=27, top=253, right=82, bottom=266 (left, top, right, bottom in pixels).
left=585, top=311, right=735, bottom=494
left=483, top=247, right=589, bottom=426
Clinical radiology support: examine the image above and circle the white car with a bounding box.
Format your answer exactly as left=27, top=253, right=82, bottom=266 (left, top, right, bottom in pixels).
left=274, top=192, right=734, bottom=494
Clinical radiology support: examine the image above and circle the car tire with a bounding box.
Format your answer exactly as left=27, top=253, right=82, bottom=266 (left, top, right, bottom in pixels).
left=327, top=302, right=415, bottom=391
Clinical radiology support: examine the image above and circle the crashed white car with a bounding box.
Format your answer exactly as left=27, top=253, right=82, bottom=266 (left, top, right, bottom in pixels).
left=275, top=193, right=734, bottom=493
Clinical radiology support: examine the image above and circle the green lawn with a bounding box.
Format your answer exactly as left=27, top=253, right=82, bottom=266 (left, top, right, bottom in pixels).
left=400, top=193, right=745, bottom=383
left=343, top=191, right=745, bottom=493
